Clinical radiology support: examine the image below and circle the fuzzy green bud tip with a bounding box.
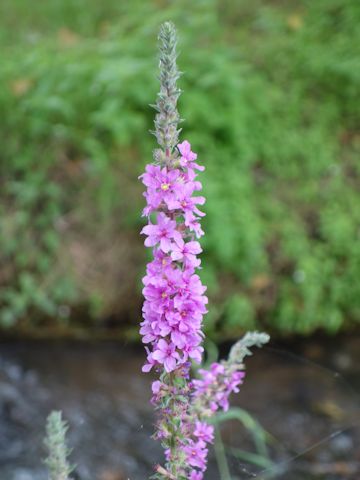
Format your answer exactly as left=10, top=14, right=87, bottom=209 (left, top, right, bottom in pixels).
left=44, top=411, right=74, bottom=480
left=153, top=21, right=182, bottom=164
left=228, top=331, right=270, bottom=365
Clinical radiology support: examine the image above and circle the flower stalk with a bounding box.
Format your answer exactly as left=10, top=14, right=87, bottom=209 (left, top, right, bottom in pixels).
left=140, top=22, right=269, bottom=480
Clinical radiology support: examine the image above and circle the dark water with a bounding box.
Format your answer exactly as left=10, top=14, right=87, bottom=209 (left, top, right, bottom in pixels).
left=0, top=335, right=359, bottom=480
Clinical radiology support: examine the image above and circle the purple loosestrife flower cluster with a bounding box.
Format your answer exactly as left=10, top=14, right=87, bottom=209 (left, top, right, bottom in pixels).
left=141, top=141, right=212, bottom=479
left=140, top=22, right=270, bottom=480
left=193, top=364, right=246, bottom=413
left=140, top=140, right=206, bottom=375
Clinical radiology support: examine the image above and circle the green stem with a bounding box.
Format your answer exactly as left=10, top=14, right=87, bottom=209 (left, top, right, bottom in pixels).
left=214, top=424, right=232, bottom=480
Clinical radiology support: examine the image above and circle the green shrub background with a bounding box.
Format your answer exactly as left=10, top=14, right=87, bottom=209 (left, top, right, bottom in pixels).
left=0, top=0, right=359, bottom=336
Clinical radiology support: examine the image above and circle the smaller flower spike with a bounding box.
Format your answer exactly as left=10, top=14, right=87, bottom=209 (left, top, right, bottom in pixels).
left=44, top=411, right=74, bottom=480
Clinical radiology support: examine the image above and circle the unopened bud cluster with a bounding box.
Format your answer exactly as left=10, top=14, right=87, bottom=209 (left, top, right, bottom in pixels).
left=152, top=22, right=182, bottom=162
left=44, top=411, right=74, bottom=480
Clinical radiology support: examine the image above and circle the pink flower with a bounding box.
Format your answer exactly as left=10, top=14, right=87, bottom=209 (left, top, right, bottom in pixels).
left=141, top=165, right=180, bottom=192
left=183, top=441, right=208, bottom=471
left=151, top=380, right=162, bottom=394
left=139, top=320, right=156, bottom=344
left=183, top=344, right=204, bottom=363
left=141, top=165, right=183, bottom=212
left=185, top=212, right=204, bottom=238
left=189, top=471, right=203, bottom=480
left=142, top=348, right=156, bottom=372
left=171, top=237, right=202, bottom=267
left=178, top=141, right=197, bottom=161
left=152, top=339, right=180, bottom=372
left=178, top=141, right=205, bottom=171
left=226, top=371, right=245, bottom=393
left=194, top=422, right=214, bottom=444
left=167, top=182, right=205, bottom=218
left=141, top=213, right=181, bottom=252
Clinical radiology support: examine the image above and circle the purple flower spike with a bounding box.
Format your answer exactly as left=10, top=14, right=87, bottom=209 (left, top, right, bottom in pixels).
left=139, top=22, right=269, bottom=480
left=140, top=139, right=207, bottom=376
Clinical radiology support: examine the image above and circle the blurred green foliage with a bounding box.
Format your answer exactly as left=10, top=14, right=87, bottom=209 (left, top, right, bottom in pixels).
left=0, top=0, right=359, bottom=335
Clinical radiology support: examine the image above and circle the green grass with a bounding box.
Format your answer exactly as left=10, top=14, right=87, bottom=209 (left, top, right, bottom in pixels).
left=0, top=0, right=359, bottom=335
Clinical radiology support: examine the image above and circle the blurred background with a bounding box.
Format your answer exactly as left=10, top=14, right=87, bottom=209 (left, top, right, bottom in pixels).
left=0, top=0, right=359, bottom=338
left=0, top=0, right=359, bottom=479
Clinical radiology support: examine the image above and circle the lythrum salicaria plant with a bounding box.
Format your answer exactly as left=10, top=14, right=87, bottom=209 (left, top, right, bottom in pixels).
left=140, top=22, right=269, bottom=479
left=44, top=411, right=74, bottom=480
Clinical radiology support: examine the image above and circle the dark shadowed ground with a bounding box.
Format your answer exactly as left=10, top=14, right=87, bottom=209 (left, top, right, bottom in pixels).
left=0, top=335, right=359, bottom=480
